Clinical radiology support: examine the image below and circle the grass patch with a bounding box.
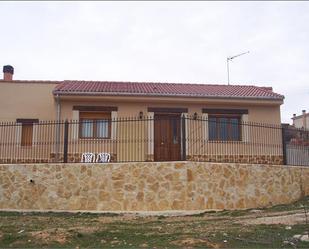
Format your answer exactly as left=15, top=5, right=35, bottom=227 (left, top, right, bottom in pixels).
left=264, top=196, right=309, bottom=213
left=0, top=199, right=308, bottom=248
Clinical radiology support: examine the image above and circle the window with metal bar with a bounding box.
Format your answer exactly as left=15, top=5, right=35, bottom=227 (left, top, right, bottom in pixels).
left=79, top=112, right=111, bottom=139
left=209, top=115, right=241, bottom=141
left=21, top=123, right=33, bottom=146
left=16, top=119, right=39, bottom=146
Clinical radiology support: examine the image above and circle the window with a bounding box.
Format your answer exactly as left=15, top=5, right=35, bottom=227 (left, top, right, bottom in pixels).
left=21, top=123, right=34, bottom=146
left=79, top=112, right=111, bottom=139
left=209, top=115, right=241, bottom=141
left=16, top=119, right=39, bottom=146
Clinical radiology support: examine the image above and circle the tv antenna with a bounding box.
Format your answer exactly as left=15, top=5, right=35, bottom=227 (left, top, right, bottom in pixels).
left=227, top=51, right=250, bottom=85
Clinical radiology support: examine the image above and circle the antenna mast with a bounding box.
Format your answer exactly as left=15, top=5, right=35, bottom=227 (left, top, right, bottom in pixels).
left=227, top=51, right=250, bottom=85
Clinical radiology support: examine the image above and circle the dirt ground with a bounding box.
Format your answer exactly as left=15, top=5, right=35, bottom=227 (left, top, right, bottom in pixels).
left=240, top=211, right=308, bottom=225
left=0, top=197, right=308, bottom=248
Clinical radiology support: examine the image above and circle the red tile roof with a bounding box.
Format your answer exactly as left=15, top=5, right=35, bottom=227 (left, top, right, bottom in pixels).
left=53, top=80, right=284, bottom=100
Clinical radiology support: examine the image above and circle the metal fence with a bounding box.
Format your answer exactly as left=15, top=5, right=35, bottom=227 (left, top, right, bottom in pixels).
left=0, top=116, right=308, bottom=166
left=283, top=125, right=309, bottom=166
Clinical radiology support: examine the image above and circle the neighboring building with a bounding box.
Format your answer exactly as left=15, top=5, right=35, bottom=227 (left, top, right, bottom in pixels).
left=0, top=65, right=285, bottom=163
left=292, top=110, right=309, bottom=130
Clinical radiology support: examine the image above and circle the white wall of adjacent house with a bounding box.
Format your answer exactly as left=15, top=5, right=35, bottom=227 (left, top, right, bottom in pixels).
left=293, top=115, right=309, bottom=129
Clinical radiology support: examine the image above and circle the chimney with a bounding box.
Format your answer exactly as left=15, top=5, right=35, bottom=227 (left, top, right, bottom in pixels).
left=292, top=114, right=296, bottom=126
left=3, top=65, right=14, bottom=81
left=302, top=110, right=307, bottom=129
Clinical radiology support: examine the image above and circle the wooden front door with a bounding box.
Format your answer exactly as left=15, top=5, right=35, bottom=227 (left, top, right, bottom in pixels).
left=154, top=114, right=181, bottom=161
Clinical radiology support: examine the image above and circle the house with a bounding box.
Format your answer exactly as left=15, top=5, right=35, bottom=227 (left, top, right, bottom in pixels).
left=0, top=65, right=285, bottom=164
left=292, top=110, right=308, bottom=129
left=285, top=111, right=309, bottom=148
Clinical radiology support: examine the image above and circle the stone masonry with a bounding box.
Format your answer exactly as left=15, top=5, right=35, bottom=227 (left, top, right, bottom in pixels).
left=0, top=162, right=308, bottom=211
left=187, top=155, right=284, bottom=165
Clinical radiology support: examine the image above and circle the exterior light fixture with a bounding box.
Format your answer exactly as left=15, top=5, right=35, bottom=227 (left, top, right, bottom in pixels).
left=139, top=111, right=144, bottom=120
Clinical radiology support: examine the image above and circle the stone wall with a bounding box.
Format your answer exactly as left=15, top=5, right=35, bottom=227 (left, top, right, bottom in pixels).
left=187, top=155, right=284, bottom=165
left=0, top=162, right=308, bottom=212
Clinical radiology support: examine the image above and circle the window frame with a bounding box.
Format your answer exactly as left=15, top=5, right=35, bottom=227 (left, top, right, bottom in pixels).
left=21, top=123, right=34, bottom=146
left=79, top=112, right=112, bottom=139
left=208, top=114, right=242, bottom=141
left=16, top=119, right=39, bottom=147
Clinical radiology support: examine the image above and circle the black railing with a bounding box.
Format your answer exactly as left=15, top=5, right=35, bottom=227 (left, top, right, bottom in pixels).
left=282, top=125, right=309, bottom=166
left=0, top=116, right=308, bottom=166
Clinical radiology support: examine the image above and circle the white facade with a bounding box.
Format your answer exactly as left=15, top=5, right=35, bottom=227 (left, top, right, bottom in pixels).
left=292, top=110, right=309, bottom=129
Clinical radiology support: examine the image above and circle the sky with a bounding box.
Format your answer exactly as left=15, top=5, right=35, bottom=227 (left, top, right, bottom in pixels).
left=0, top=1, right=308, bottom=123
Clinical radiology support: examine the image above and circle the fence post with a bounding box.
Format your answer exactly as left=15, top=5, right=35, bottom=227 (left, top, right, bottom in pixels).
left=281, top=125, right=287, bottom=165
left=181, top=115, right=186, bottom=161
left=63, top=120, right=69, bottom=163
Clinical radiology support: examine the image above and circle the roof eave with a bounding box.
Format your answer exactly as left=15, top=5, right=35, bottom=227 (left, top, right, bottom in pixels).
left=291, top=113, right=309, bottom=120
left=0, top=80, right=62, bottom=84
left=52, top=90, right=284, bottom=102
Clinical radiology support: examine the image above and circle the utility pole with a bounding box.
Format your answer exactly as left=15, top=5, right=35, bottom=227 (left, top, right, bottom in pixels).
left=227, top=51, right=250, bottom=85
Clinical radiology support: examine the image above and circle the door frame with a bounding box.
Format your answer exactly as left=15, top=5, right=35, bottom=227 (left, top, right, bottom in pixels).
left=154, top=113, right=182, bottom=161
